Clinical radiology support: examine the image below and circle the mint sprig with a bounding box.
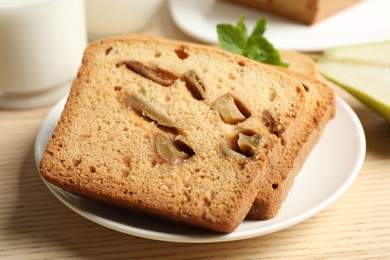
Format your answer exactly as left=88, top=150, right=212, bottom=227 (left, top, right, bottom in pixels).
left=217, top=17, right=288, bottom=67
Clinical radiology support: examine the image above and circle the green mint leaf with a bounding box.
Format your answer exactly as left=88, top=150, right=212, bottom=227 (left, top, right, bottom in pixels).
left=247, top=35, right=288, bottom=67
left=242, top=43, right=268, bottom=62
left=217, top=17, right=288, bottom=68
left=236, top=16, right=247, bottom=33
left=216, top=16, right=248, bottom=55
left=250, top=18, right=266, bottom=37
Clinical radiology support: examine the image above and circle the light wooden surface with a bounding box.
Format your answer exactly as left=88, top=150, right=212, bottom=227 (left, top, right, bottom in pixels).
left=1, top=2, right=389, bottom=259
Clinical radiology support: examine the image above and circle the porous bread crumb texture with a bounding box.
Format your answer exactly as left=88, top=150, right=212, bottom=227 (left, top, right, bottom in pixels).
left=40, top=36, right=306, bottom=232
left=247, top=69, right=335, bottom=219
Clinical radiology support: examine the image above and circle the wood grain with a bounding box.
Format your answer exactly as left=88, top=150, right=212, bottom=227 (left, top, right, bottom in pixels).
left=0, top=2, right=389, bottom=259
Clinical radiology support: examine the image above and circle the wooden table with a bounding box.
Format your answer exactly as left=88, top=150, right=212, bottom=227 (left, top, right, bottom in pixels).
left=1, top=2, right=389, bottom=259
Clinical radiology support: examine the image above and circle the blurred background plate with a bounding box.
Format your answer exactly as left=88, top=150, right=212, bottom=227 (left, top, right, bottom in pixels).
left=169, top=0, right=390, bottom=51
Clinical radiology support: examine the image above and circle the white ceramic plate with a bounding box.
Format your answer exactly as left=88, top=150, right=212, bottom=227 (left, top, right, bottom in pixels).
left=35, top=96, right=365, bottom=243
left=168, top=0, right=390, bottom=51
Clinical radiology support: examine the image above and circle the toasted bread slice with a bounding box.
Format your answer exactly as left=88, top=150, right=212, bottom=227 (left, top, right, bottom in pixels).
left=40, top=36, right=306, bottom=232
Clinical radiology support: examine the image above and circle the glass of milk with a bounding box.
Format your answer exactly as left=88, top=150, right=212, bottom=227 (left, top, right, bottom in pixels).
left=0, top=0, right=87, bottom=109
left=85, top=0, right=164, bottom=39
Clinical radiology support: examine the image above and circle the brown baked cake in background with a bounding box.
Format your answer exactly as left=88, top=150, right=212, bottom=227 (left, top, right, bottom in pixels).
left=224, top=0, right=361, bottom=25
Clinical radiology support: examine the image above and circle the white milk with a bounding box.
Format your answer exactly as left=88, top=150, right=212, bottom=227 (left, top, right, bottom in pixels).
left=85, top=0, right=163, bottom=37
left=0, top=0, right=86, bottom=108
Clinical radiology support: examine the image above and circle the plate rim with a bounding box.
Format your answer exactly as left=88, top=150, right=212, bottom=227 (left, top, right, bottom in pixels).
left=34, top=95, right=366, bottom=243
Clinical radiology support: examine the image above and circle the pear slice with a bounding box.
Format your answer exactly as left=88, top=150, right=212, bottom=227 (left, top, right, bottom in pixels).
left=323, top=41, right=390, bottom=67
left=317, top=60, right=390, bottom=121
left=314, top=41, right=390, bottom=122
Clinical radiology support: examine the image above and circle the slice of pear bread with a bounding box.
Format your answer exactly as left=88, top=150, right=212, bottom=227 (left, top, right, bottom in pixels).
left=247, top=68, right=335, bottom=219
left=40, top=36, right=306, bottom=232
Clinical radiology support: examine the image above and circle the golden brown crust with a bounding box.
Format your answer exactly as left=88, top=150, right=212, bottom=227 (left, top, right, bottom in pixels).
left=40, top=36, right=306, bottom=232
